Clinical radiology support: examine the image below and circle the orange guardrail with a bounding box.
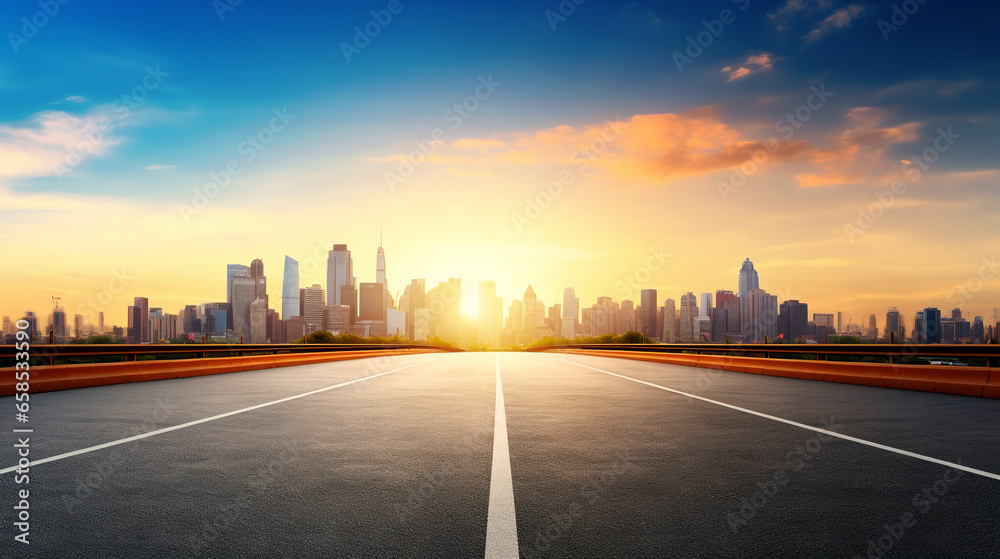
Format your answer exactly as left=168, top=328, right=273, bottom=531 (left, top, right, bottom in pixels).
left=556, top=349, right=996, bottom=399
left=1, top=347, right=442, bottom=396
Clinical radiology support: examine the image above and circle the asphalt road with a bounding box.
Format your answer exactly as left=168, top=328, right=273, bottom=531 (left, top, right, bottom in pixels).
left=1, top=352, right=998, bottom=558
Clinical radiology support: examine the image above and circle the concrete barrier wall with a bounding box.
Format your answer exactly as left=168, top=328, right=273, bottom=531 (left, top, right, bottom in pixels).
left=1, top=348, right=442, bottom=396
left=554, top=349, right=997, bottom=399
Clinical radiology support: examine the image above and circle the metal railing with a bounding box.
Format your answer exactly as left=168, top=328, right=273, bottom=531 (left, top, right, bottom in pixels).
left=527, top=343, right=1000, bottom=367
left=0, top=343, right=461, bottom=368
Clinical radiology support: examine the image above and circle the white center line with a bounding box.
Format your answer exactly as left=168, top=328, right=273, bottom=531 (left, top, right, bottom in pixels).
left=559, top=356, right=1000, bottom=482
left=485, top=354, right=520, bottom=558
left=0, top=357, right=440, bottom=475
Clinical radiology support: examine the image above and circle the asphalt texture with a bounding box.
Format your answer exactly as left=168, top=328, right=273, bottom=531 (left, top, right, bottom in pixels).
left=1, top=351, right=998, bottom=558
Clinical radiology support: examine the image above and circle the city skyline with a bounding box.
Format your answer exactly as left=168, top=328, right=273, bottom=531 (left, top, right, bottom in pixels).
left=2, top=2, right=999, bottom=335
left=6, top=242, right=997, bottom=345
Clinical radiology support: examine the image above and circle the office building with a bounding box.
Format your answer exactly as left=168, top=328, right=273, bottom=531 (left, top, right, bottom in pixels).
left=301, top=284, right=325, bottom=330
left=679, top=292, right=698, bottom=343
left=226, top=264, right=249, bottom=329
left=640, top=289, right=658, bottom=341
left=327, top=244, right=354, bottom=306
left=700, top=293, right=712, bottom=318
left=662, top=298, right=675, bottom=342
left=922, top=307, right=941, bottom=344
left=282, top=256, right=299, bottom=319
left=249, top=299, right=267, bottom=343
left=562, top=287, right=578, bottom=339
left=778, top=300, right=808, bottom=342
left=359, top=282, right=387, bottom=322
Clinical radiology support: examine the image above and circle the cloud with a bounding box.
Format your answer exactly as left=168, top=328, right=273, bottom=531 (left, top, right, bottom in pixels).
left=144, top=164, right=176, bottom=170
left=452, top=138, right=506, bottom=150
left=803, top=4, right=864, bottom=42
left=64, top=95, right=87, bottom=103
left=721, top=53, right=775, bottom=82
left=767, top=0, right=833, bottom=30
left=0, top=109, right=125, bottom=178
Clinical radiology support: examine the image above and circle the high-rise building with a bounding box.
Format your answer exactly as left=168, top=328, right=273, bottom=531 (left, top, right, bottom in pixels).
left=426, top=279, right=461, bottom=345
left=778, top=300, right=808, bottom=342
left=710, top=307, right=728, bottom=343
left=405, top=279, right=426, bottom=340
left=885, top=307, right=903, bottom=342
left=923, top=307, right=941, bottom=344
left=837, top=311, right=843, bottom=333
left=52, top=306, right=67, bottom=340
left=679, top=292, right=698, bottom=343
left=562, top=287, right=578, bottom=340
left=640, top=289, right=659, bottom=341
left=327, top=244, right=354, bottom=306
left=722, top=297, right=741, bottom=335
left=282, top=256, right=300, bottom=319
left=593, top=297, right=614, bottom=336
left=301, top=284, right=325, bottom=330
left=621, top=299, right=636, bottom=334
left=662, top=298, right=676, bottom=342
left=2, top=316, right=13, bottom=339
left=746, top=289, right=778, bottom=342
left=478, top=281, right=501, bottom=346
left=133, top=297, right=149, bottom=343
left=523, top=285, right=538, bottom=340
left=340, top=284, right=358, bottom=325
left=323, top=305, right=352, bottom=333
left=127, top=305, right=141, bottom=343
left=73, top=314, right=84, bottom=339
left=231, top=277, right=256, bottom=340
left=249, top=299, right=267, bottom=343
left=98, top=311, right=104, bottom=333
left=738, top=259, right=759, bottom=336
left=700, top=293, right=712, bottom=318
left=226, top=264, right=249, bottom=329
left=359, top=282, right=387, bottom=322
left=973, top=316, right=985, bottom=342
left=738, top=258, right=759, bottom=298
left=548, top=304, right=562, bottom=338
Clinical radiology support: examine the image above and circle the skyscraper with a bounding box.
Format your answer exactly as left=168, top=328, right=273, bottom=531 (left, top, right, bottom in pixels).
left=523, top=285, right=537, bottom=340
left=640, top=289, right=658, bottom=341
left=226, top=264, right=249, bottom=329
left=699, top=293, right=712, bottom=318
left=282, top=256, right=300, bottom=319
left=134, top=297, right=149, bottom=343
left=250, top=299, right=267, bottom=343
left=478, top=280, right=501, bottom=346
left=922, top=307, right=941, bottom=344
left=302, top=284, right=325, bottom=331
left=662, top=298, right=675, bottom=342
left=359, top=282, right=387, bottom=322
left=886, top=307, right=902, bottom=342
left=746, top=289, right=778, bottom=342
left=327, top=244, right=354, bottom=306
left=231, top=277, right=256, bottom=340
left=738, top=258, right=759, bottom=298
left=679, top=292, right=698, bottom=343
left=562, top=287, right=578, bottom=339
left=738, top=259, right=759, bottom=337
left=778, top=300, right=808, bottom=342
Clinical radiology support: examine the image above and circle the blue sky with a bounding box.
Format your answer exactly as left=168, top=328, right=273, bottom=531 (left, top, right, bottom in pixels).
left=3, top=0, right=1000, bottom=326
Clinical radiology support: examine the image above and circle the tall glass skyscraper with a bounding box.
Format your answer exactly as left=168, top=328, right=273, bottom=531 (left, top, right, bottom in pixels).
left=282, top=255, right=300, bottom=319
left=226, top=263, right=250, bottom=330
left=738, top=258, right=759, bottom=299
left=327, top=244, right=354, bottom=306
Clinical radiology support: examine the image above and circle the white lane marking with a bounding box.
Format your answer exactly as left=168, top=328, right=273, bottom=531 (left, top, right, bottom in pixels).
left=559, top=357, right=1000, bottom=482
left=0, top=357, right=440, bottom=475
left=485, top=354, right=520, bottom=558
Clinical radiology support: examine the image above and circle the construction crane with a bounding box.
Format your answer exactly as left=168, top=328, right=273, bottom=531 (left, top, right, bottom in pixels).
left=52, top=295, right=61, bottom=309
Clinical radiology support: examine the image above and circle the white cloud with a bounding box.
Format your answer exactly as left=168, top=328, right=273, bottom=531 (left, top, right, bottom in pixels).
left=803, top=4, right=864, bottom=42
left=144, top=164, right=176, bottom=170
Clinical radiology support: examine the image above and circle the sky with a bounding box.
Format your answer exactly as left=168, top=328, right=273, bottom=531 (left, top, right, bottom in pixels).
left=2, top=0, right=999, bottom=330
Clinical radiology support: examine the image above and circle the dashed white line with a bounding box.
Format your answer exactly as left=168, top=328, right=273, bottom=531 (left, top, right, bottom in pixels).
left=560, top=357, right=1000, bottom=482
left=485, top=355, right=520, bottom=558
left=0, top=357, right=440, bottom=475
